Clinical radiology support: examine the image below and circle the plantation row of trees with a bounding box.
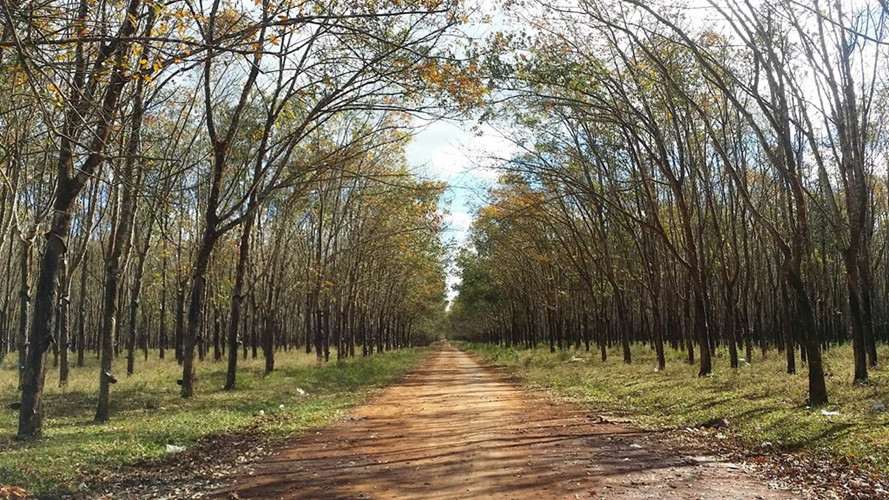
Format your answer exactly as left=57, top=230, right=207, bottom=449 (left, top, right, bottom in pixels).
left=0, top=0, right=472, bottom=438
left=452, top=0, right=889, bottom=406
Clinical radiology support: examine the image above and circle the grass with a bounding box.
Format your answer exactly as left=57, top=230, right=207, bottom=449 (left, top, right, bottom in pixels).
left=459, top=341, right=889, bottom=474
left=0, top=347, right=429, bottom=495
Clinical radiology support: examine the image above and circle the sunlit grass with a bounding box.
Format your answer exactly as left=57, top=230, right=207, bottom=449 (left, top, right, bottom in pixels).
left=0, top=347, right=429, bottom=494
left=461, top=341, right=889, bottom=473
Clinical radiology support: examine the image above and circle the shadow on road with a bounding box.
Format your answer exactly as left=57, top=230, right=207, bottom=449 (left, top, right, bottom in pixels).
left=213, top=343, right=797, bottom=500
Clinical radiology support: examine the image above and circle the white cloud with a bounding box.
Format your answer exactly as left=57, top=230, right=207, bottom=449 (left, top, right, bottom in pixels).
left=406, top=120, right=515, bottom=186
left=406, top=119, right=516, bottom=306
left=445, top=273, right=461, bottom=305
left=444, top=211, right=474, bottom=240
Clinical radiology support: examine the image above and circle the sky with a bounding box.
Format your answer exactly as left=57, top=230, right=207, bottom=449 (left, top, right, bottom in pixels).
left=405, top=119, right=516, bottom=304
left=402, top=0, right=518, bottom=306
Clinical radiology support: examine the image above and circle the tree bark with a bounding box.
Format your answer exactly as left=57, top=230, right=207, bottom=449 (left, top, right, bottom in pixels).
left=224, top=211, right=254, bottom=390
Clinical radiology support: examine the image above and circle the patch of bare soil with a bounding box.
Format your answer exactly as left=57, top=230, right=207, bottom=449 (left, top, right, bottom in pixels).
left=210, top=344, right=801, bottom=499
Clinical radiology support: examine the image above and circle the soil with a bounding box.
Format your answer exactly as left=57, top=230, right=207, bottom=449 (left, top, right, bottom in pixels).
left=211, top=343, right=799, bottom=499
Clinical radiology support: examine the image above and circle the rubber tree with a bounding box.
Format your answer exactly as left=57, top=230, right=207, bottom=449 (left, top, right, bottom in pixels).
left=14, top=0, right=149, bottom=436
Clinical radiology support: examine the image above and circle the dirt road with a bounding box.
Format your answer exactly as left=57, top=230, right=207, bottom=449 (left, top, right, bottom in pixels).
left=215, top=343, right=796, bottom=499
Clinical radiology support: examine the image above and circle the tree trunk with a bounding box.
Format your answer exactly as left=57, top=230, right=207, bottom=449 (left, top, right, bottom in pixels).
left=76, top=258, right=87, bottom=367
left=127, top=245, right=149, bottom=375
left=58, top=256, right=70, bottom=386
left=18, top=208, right=71, bottom=437
left=16, top=234, right=33, bottom=390
left=843, top=249, right=869, bottom=383
left=96, top=185, right=137, bottom=420
left=224, top=213, right=253, bottom=389
left=159, top=248, right=167, bottom=360
left=175, top=281, right=185, bottom=364
left=786, top=265, right=828, bottom=405
left=181, top=242, right=214, bottom=398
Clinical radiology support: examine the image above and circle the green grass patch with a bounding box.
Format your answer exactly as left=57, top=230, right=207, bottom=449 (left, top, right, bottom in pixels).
left=0, top=348, right=428, bottom=494
left=460, top=341, right=889, bottom=473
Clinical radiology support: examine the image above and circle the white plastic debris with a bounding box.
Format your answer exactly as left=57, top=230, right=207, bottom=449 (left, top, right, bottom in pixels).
left=258, top=409, right=265, bottom=416
left=874, top=403, right=886, bottom=411
left=279, top=404, right=286, bottom=410
left=296, top=387, right=307, bottom=396
left=165, top=444, right=186, bottom=453
left=760, top=441, right=773, bottom=448
left=821, top=409, right=839, bottom=416
left=629, top=443, right=643, bottom=449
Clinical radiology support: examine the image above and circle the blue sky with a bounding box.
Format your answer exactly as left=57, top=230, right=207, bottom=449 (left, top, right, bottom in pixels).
left=406, top=119, right=515, bottom=302
left=402, top=1, right=516, bottom=304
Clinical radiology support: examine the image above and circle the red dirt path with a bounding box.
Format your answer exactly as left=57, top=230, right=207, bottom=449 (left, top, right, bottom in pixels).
left=213, top=343, right=797, bottom=499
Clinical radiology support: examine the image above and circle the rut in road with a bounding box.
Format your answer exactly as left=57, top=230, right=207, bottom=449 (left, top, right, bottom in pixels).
left=215, top=343, right=797, bottom=499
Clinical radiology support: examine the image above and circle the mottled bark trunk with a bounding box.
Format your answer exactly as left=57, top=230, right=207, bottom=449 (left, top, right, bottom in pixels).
left=58, top=257, right=70, bottom=386
left=781, top=278, right=796, bottom=375
left=843, top=249, right=869, bottom=383
left=16, top=235, right=32, bottom=390
left=18, top=208, right=70, bottom=437
left=76, top=259, right=87, bottom=367
left=224, top=213, right=252, bottom=389
left=158, top=249, right=167, bottom=360
left=127, top=247, right=149, bottom=375
left=95, top=258, right=120, bottom=422
left=786, top=265, right=828, bottom=405
left=181, top=242, right=213, bottom=398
